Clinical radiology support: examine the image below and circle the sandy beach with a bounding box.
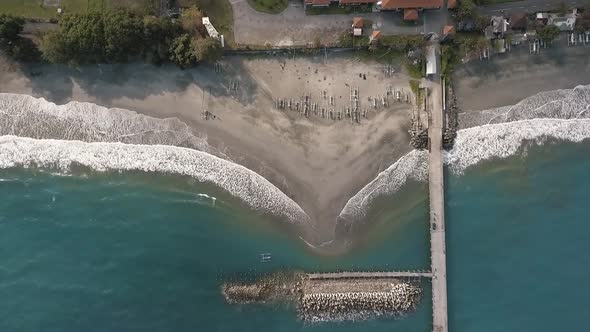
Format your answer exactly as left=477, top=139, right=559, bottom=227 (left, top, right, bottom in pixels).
left=453, top=47, right=590, bottom=112
left=0, top=52, right=416, bottom=243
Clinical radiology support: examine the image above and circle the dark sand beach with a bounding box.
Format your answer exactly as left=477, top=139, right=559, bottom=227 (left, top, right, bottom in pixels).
left=454, top=47, right=590, bottom=112
left=0, top=53, right=417, bottom=243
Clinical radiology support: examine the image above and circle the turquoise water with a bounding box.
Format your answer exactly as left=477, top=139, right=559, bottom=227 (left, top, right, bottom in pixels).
left=1, top=141, right=589, bottom=331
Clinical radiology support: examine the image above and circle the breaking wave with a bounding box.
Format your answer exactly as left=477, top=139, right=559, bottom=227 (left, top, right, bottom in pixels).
left=0, top=93, right=222, bottom=157
left=338, top=85, right=590, bottom=228
left=3, top=86, right=590, bottom=243
left=0, top=135, right=310, bottom=227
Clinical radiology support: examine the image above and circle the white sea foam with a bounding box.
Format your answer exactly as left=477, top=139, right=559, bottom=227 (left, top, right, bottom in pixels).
left=445, top=118, right=590, bottom=174
left=338, top=85, right=590, bottom=228
left=0, top=93, right=220, bottom=156
left=337, top=150, right=428, bottom=227
left=0, top=135, right=310, bottom=227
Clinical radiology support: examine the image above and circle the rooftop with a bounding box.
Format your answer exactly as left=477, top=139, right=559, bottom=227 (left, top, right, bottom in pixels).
left=379, top=0, right=442, bottom=10
left=403, top=8, right=419, bottom=21
left=353, top=17, right=364, bottom=28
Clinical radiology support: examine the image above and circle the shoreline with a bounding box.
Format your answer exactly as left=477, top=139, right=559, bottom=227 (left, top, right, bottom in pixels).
left=0, top=53, right=415, bottom=243
left=2, top=50, right=590, bottom=253
left=453, top=47, right=590, bottom=112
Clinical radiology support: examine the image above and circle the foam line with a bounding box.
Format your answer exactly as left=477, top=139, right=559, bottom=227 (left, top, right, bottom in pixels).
left=0, top=136, right=311, bottom=227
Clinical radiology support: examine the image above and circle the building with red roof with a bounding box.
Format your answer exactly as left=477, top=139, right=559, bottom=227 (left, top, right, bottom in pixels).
left=403, top=8, right=419, bottom=21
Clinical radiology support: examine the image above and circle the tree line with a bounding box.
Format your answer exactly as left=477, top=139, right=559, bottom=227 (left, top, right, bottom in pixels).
left=0, top=7, right=222, bottom=68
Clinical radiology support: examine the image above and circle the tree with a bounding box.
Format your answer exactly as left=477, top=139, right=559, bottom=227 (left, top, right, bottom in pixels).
left=58, top=13, right=106, bottom=63
left=458, top=0, right=476, bottom=20
left=143, top=15, right=182, bottom=64
left=40, top=30, right=69, bottom=63
left=181, top=6, right=204, bottom=36
left=0, top=14, right=25, bottom=53
left=169, top=34, right=197, bottom=68
left=538, top=25, right=560, bottom=43
left=193, top=37, right=222, bottom=63
left=102, top=9, right=144, bottom=62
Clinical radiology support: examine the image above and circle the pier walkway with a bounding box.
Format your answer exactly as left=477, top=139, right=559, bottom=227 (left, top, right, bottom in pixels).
left=425, top=38, right=449, bottom=332
left=307, top=271, right=433, bottom=280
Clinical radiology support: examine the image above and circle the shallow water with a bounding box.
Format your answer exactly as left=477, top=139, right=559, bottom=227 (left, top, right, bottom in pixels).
left=1, top=141, right=589, bottom=331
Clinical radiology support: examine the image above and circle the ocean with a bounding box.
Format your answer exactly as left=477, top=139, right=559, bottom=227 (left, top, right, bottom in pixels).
left=1, top=140, right=589, bottom=332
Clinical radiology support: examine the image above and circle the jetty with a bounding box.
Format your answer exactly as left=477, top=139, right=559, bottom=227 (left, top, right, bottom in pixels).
left=307, top=271, right=433, bottom=279
left=425, top=37, right=449, bottom=332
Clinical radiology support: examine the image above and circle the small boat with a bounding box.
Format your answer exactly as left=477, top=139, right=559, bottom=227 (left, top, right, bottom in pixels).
left=259, top=253, right=272, bottom=263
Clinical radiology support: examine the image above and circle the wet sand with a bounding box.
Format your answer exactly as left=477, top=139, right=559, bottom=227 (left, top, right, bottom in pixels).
left=453, top=47, right=590, bottom=112
left=0, top=52, right=416, bottom=243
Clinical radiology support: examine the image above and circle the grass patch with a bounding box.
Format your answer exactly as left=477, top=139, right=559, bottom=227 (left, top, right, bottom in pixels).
left=405, top=60, right=424, bottom=79
left=179, top=0, right=234, bottom=48
left=0, top=0, right=159, bottom=19
left=306, top=3, right=372, bottom=15
left=246, top=0, right=287, bottom=14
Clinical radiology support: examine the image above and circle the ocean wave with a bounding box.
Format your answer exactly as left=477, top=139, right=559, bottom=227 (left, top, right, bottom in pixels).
left=459, top=84, right=590, bottom=129
left=337, top=150, right=428, bottom=229
left=445, top=118, right=590, bottom=174
left=0, top=93, right=221, bottom=157
left=0, top=135, right=311, bottom=227
left=338, top=85, right=590, bottom=229
left=338, top=119, right=590, bottom=229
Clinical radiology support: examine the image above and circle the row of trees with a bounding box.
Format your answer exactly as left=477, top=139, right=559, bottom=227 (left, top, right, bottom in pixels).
left=0, top=14, right=40, bottom=61
left=1, top=7, right=222, bottom=68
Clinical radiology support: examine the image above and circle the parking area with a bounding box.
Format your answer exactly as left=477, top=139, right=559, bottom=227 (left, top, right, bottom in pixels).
left=231, top=0, right=424, bottom=46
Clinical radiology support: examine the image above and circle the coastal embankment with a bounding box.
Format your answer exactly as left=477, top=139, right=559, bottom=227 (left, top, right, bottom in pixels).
left=221, top=272, right=422, bottom=322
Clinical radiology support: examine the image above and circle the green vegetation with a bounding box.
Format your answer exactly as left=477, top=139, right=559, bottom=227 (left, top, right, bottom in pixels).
left=405, top=61, right=424, bottom=79
left=306, top=4, right=372, bottom=15
left=39, top=7, right=221, bottom=67
left=0, top=14, right=40, bottom=61
left=379, top=35, right=426, bottom=51
left=537, top=25, right=560, bottom=43
left=247, top=0, right=288, bottom=14
left=0, top=0, right=159, bottom=19
left=186, top=0, right=234, bottom=48
left=337, top=32, right=369, bottom=48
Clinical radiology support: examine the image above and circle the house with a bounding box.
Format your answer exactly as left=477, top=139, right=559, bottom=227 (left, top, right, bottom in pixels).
left=352, top=17, right=364, bottom=35
left=403, top=8, right=419, bottom=21
left=370, top=30, right=382, bottom=43
left=378, top=0, right=442, bottom=10
left=491, top=16, right=508, bottom=35
left=548, top=15, right=577, bottom=31
left=340, top=0, right=377, bottom=4
left=443, top=24, right=455, bottom=38
left=509, top=13, right=528, bottom=32
left=536, top=12, right=550, bottom=25
left=304, top=0, right=331, bottom=8
left=305, top=0, right=376, bottom=8
left=377, top=0, right=442, bottom=21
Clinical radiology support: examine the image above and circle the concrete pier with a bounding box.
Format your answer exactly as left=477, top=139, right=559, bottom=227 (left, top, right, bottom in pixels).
left=307, top=271, right=433, bottom=280
left=426, top=40, right=449, bottom=332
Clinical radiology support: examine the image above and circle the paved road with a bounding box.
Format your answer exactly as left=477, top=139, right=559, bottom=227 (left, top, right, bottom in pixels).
left=231, top=0, right=423, bottom=46
left=478, top=0, right=582, bottom=15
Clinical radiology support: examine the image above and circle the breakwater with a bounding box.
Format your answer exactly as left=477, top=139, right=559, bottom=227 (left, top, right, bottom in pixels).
left=221, top=272, right=422, bottom=322
left=298, top=283, right=422, bottom=322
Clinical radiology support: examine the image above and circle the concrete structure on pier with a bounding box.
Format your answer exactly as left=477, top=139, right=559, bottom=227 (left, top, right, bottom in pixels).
left=307, top=271, right=433, bottom=280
